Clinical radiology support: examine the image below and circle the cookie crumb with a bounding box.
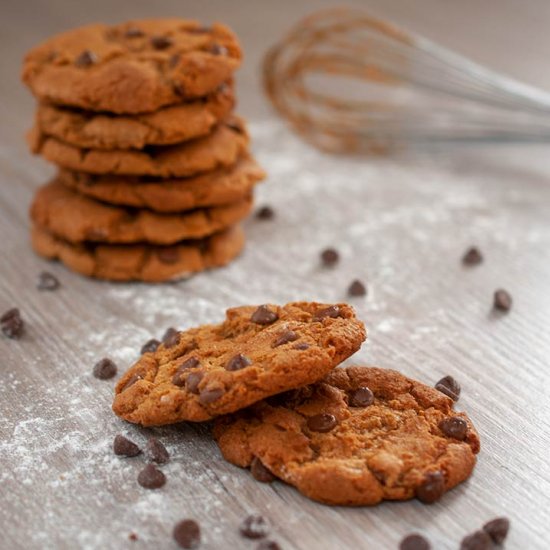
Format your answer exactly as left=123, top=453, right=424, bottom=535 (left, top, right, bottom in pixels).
left=113, top=434, right=141, bottom=457
left=146, top=437, right=170, bottom=464
left=462, top=247, right=483, bottom=266
left=483, top=517, right=510, bottom=544
left=434, top=375, right=460, bottom=402
left=320, top=247, right=339, bottom=266
left=493, top=289, right=512, bottom=312
left=240, top=514, right=269, bottom=539
left=37, top=271, right=60, bottom=290
left=348, top=279, right=367, bottom=297
left=137, top=464, right=166, bottom=489
left=400, top=533, right=431, bottom=550
left=173, top=519, right=200, bottom=549
left=93, top=358, right=117, bottom=380
left=460, top=530, right=492, bottom=550
left=256, top=205, right=274, bottom=220
left=1, top=308, right=24, bottom=339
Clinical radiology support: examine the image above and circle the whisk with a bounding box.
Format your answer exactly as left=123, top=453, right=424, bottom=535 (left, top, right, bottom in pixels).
left=264, top=8, right=550, bottom=153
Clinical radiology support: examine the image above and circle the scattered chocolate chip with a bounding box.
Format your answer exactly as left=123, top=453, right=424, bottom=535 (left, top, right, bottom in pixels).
left=312, top=305, right=341, bottom=321
left=141, top=338, right=160, bottom=354
left=113, top=434, right=141, bottom=457
left=173, top=357, right=200, bottom=386
left=415, top=471, right=445, bottom=503
left=151, top=35, right=173, bottom=49
left=250, top=457, right=276, bottom=482
left=435, top=375, right=461, bottom=401
left=256, top=542, right=281, bottom=550
left=400, top=534, right=431, bottom=550
left=251, top=305, right=278, bottom=325
left=162, top=327, right=180, bottom=348
left=173, top=519, right=201, bottom=549
left=240, top=514, right=269, bottom=539
left=462, top=247, right=483, bottom=266
left=1, top=308, right=24, bottom=339
left=157, top=247, right=180, bottom=264
left=206, top=43, right=228, bottom=56
left=256, top=206, right=274, bottom=220
left=483, top=517, right=510, bottom=544
left=93, top=358, right=117, bottom=380
left=199, top=387, right=224, bottom=405
left=125, top=27, right=144, bottom=38
left=146, top=437, right=170, bottom=464
left=348, top=279, right=367, bottom=297
left=321, top=248, right=339, bottom=266
left=120, top=373, right=142, bottom=392
left=460, top=530, right=492, bottom=550
left=37, top=271, right=60, bottom=290
left=75, top=49, right=97, bottom=67
left=128, top=532, right=138, bottom=541
left=137, top=464, right=166, bottom=489
left=226, top=353, right=252, bottom=371
left=307, top=413, right=337, bottom=433
left=186, top=371, right=204, bottom=394
left=349, top=387, right=374, bottom=407
left=293, top=342, right=310, bottom=350
left=273, top=330, right=298, bottom=347
left=438, top=416, right=468, bottom=440
left=494, top=289, right=512, bottom=312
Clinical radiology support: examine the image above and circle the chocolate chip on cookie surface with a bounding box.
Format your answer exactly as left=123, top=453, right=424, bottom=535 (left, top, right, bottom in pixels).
left=214, top=365, right=480, bottom=506
left=112, top=302, right=366, bottom=425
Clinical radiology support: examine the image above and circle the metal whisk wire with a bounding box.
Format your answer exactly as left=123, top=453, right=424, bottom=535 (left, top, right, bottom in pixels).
left=263, top=8, right=550, bottom=153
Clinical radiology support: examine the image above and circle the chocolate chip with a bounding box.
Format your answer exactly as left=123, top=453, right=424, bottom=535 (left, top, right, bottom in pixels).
left=435, top=375, right=461, bottom=401
left=120, top=373, right=142, bottom=392
left=273, top=330, right=298, bottom=347
left=128, top=532, right=138, bottom=541
left=173, top=357, right=200, bottom=386
left=157, top=247, right=180, bottom=264
left=400, top=534, right=431, bottom=550
left=141, top=338, right=160, bottom=354
left=162, top=327, right=180, bottom=348
left=348, top=279, right=367, bottom=297
left=415, top=471, right=445, bottom=503
left=462, top=247, right=483, bottom=266
left=113, top=434, right=141, bottom=457
left=312, top=305, right=341, bottom=321
left=151, top=35, right=173, bottom=49
left=307, top=413, right=337, bottom=433
left=199, top=387, right=224, bottom=405
left=494, top=289, right=512, bottom=312
left=251, top=305, right=278, bottom=325
left=293, top=342, right=310, bottom=350
left=137, top=464, right=166, bottom=489
left=250, top=457, right=275, bottom=482
left=186, top=371, right=203, bottom=394
left=321, top=248, right=339, bottom=266
left=125, top=27, right=144, bottom=38
left=93, top=358, right=117, bottom=380
left=1, top=308, right=24, bottom=339
left=256, top=205, right=274, bottom=220
left=460, top=530, right=492, bottom=550
left=349, top=387, right=374, bottom=407
left=226, top=353, right=252, bottom=371
left=207, top=43, right=228, bottom=56
left=74, top=49, right=97, bottom=67
left=438, top=416, right=468, bottom=440
left=145, top=437, right=170, bottom=464
left=256, top=542, right=281, bottom=550
left=173, top=519, right=201, bottom=549
left=37, top=271, right=60, bottom=290
left=240, top=514, right=269, bottom=539
left=483, top=517, right=510, bottom=544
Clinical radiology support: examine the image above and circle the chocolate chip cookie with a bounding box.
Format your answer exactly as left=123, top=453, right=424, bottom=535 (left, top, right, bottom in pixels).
left=34, top=83, right=235, bottom=149
left=22, top=19, right=242, bottom=113
left=57, top=156, right=265, bottom=212
left=28, top=118, right=249, bottom=177
left=113, top=303, right=366, bottom=424
left=32, top=224, right=245, bottom=282
left=214, top=366, right=480, bottom=506
left=31, top=180, right=252, bottom=244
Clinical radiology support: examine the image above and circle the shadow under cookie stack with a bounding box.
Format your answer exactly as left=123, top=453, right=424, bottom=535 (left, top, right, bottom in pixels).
left=22, top=19, right=265, bottom=282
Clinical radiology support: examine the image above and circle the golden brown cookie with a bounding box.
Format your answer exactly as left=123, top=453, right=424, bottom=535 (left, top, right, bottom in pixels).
left=214, top=366, right=480, bottom=506
left=34, top=83, right=235, bottom=149
left=30, top=181, right=252, bottom=244
left=28, top=118, right=249, bottom=177
left=32, top=224, right=245, bottom=282
left=113, top=303, right=366, bottom=425
left=57, top=156, right=265, bottom=212
left=22, top=19, right=242, bottom=113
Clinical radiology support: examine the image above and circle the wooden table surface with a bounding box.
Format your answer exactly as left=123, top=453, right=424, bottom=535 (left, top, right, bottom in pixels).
left=1, top=1, right=550, bottom=549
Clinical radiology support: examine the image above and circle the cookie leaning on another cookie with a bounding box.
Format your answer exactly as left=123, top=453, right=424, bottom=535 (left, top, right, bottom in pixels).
left=214, top=366, right=480, bottom=506
left=113, top=303, right=366, bottom=425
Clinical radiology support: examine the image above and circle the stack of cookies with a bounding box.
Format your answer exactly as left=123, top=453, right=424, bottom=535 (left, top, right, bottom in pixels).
left=113, top=302, right=480, bottom=506
left=22, top=19, right=265, bottom=282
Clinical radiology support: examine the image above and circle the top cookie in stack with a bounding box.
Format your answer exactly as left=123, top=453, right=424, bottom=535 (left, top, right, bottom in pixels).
left=22, top=19, right=265, bottom=282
